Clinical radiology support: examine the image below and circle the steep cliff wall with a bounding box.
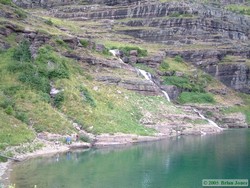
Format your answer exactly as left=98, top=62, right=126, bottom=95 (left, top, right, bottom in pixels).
left=12, top=0, right=250, bottom=94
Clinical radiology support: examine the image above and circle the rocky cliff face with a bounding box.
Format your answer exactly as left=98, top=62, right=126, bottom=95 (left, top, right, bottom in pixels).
left=205, top=63, right=250, bottom=93
left=12, top=0, right=250, bottom=94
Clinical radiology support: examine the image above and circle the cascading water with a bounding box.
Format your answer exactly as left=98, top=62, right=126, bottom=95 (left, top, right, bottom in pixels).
left=109, top=49, right=171, bottom=102
left=136, top=69, right=152, bottom=81
left=161, top=90, right=171, bottom=103
left=109, top=49, right=222, bottom=132
left=193, top=109, right=223, bottom=130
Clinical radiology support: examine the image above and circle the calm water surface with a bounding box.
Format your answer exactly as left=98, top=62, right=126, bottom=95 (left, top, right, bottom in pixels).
left=10, top=129, right=250, bottom=188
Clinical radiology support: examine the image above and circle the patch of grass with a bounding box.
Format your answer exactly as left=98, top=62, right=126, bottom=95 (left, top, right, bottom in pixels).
left=79, top=134, right=91, bottom=143
left=159, top=60, right=169, bottom=72
left=111, top=46, right=147, bottom=57
left=9, top=44, right=70, bottom=93
left=0, top=109, right=34, bottom=150
left=226, top=5, right=250, bottom=15
left=163, top=76, right=197, bottom=91
left=44, top=19, right=53, bottom=26
left=79, top=39, right=89, bottom=48
left=0, top=0, right=12, bottom=5
left=12, top=40, right=31, bottom=62
left=14, top=90, right=74, bottom=134
left=135, top=63, right=156, bottom=75
left=178, top=92, right=215, bottom=104
left=14, top=9, right=27, bottom=19
left=223, top=93, right=250, bottom=124
left=79, top=86, right=96, bottom=107
left=174, top=55, right=184, bottom=63
left=55, top=38, right=70, bottom=50
left=54, top=92, right=64, bottom=108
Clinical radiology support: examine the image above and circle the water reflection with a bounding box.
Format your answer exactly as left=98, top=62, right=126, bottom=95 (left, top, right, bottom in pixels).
left=10, top=130, right=250, bottom=188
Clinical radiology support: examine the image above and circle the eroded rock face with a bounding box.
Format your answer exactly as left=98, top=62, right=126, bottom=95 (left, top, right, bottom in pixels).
left=12, top=0, right=82, bottom=8
left=205, top=63, right=250, bottom=93
left=96, top=75, right=161, bottom=95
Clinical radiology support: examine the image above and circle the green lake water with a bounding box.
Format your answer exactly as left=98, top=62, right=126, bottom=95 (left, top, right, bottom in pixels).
left=10, top=129, right=250, bottom=188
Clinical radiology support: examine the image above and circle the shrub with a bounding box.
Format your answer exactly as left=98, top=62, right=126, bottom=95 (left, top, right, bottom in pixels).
left=5, top=105, right=14, bottom=115
left=3, top=86, right=21, bottom=96
left=13, top=40, right=31, bottom=62
left=164, top=76, right=194, bottom=91
left=19, top=72, right=50, bottom=93
left=0, top=0, right=12, bottom=5
left=79, top=86, right=96, bottom=107
left=79, top=134, right=90, bottom=143
left=174, top=55, right=184, bottom=63
left=0, top=98, right=15, bottom=109
left=178, top=92, right=215, bottom=104
left=39, top=92, right=51, bottom=103
left=54, top=92, right=64, bottom=108
left=15, top=111, right=29, bottom=124
left=111, top=46, right=148, bottom=57
left=79, top=39, right=89, bottom=48
left=55, top=39, right=69, bottom=49
left=159, top=60, right=169, bottom=71
left=14, top=9, right=27, bottom=19
left=44, top=19, right=53, bottom=26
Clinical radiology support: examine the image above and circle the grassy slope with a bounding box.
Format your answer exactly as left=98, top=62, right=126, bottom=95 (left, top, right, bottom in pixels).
left=0, top=0, right=249, bottom=152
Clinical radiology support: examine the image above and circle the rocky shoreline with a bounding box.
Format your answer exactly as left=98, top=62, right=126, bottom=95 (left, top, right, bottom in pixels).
left=0, top=128, right=225, bottom=187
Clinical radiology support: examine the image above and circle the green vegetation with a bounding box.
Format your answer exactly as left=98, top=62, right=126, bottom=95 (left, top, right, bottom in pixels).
left=9, top=44, right=69, bottom=93
left=174, top=55, right=184, bottom=63
left=226, top=5, right=250, bottom=16
left=223, top=94, right=250, bottom=124
left=55, top=38, right=70, bottom=50
left=102, top=41, right=148, bottom=57
left=53, top=92, right=64, bottom=108
left=159, top=60, right=170, bottom=72
left=79, top=39, right=89, bottom=48
left=0, top=109, right=34, bottom=150
left=0, top=0, right=12, bottom=5
left=44, top=19, right=53, bottom=26
left=79, top=86, right=96, bottom=107
left=135, top=63, right=156, bottom=75
left=111, top=46, right=147, bottom=57
left=178, top=92, right=215, bottom=104
left=163, top=75, right=211, bottom=93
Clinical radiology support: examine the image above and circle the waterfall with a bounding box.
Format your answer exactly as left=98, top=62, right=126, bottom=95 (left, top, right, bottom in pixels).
left=109, top=49, right=119, bottom=57
left=109, top=49, right=171, bottom=102
left=193, top=109, right=223, bottom=130
left=136, top=69, right=152, bottom=81
left=109, top=49, right=126, bottom=64
left=136, top=68, right=170, bottom=102
left=162, top=91, right=171, bottom=102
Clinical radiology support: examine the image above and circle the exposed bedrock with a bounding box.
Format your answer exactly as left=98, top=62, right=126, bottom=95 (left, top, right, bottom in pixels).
left=120, top=17, right=249, bottom=43
left=96, top=76, right=161, bottom=96
left=166, top=49, right=250, bottom=94
left=205, top=63, right=250, bottom=94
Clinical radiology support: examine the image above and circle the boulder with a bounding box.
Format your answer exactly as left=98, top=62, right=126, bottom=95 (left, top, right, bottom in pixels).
left=95, top=43, right=105, bottom=52
left=128, top=56, right=137, bottom=64
left=129, top=50, right=138, bottom=56
left=161, top=85, right=181, bottom=100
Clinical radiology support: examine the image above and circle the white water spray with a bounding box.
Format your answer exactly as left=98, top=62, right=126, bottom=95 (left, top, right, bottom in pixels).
left=193, top=109, right=223, bottom=130
left=110, top=49, right=171, bottom=102
left=136, top=69, right=152, bottom=81
left=162, top=91, right=171, bottom=102
left=136, top=68, right=170, bottom=102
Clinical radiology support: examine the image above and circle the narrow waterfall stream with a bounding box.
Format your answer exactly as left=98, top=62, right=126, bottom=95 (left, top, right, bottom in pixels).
left=109, top=49, right=222, bottom=130
left=109, top=49, right=171, bottom=102
left=193, top=109, right=223, bottom=130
